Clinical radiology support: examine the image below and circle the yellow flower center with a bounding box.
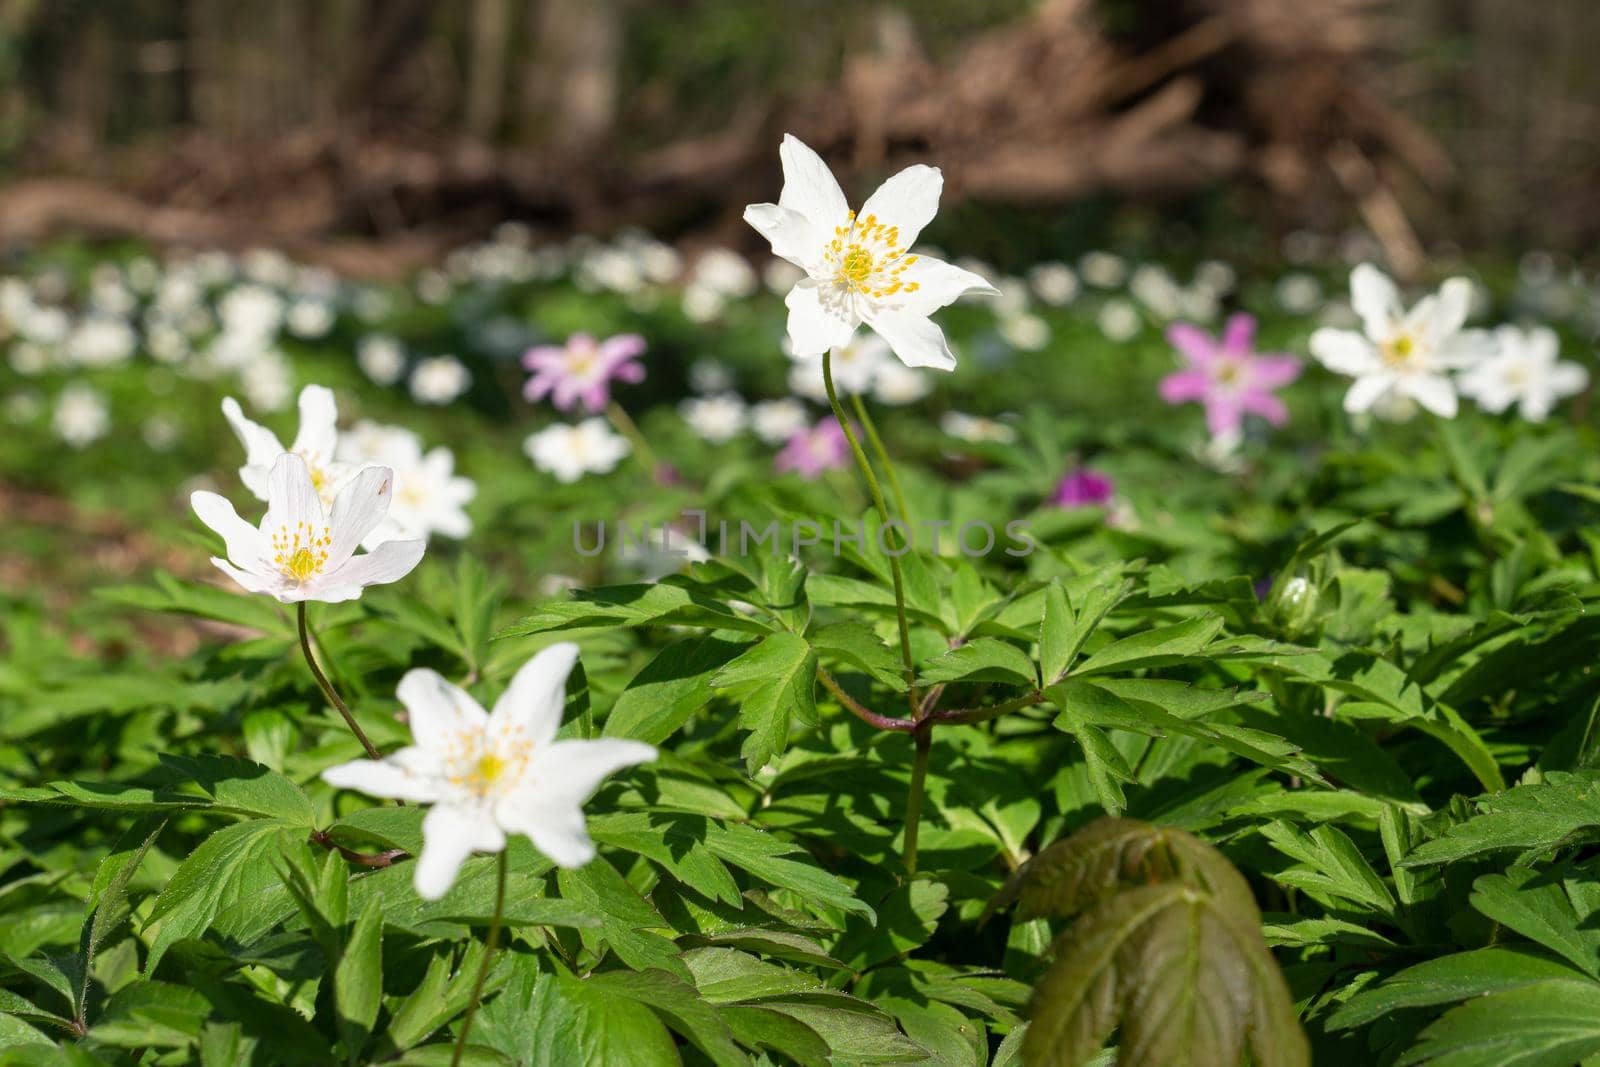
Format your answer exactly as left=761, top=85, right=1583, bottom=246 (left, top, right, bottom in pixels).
left=1380, top=333, right=1419, bottom=369
left=272, top=522, right=331, bottom=583
left=474, top=752, right=507, bottom=783
left=825, top=212, right=921, bottom=300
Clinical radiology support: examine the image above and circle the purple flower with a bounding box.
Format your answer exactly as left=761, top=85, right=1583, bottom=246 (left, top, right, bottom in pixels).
left=522, top=333, right=646, bottom=413
left=1052, top=468, right=1115, bottom=509
left=775, top=418, right=850, bottom=480
left=1159, top=314, right=1302, bottom=438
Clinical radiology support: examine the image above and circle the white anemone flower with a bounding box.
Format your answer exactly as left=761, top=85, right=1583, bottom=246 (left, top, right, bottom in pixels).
left=750, top=398, right=810, bottom=444
left=321, top=644, right=655, bottom=899
left=1309, top=264, right=1485, bottom=418
left=744, top=134, right=997, bottom=371
left=1458, top=325, right=1588, bottom=423
left=191, top=453, right=425, bottom=604
left=523, top=418, right=630, bottom=483
left=338, top=420, right=476, bottom=545
left=223, top=384, right=353, bottom=506
left=680, top=393, right=748, bottom=443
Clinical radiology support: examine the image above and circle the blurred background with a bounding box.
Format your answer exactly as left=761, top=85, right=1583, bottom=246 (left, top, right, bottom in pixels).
left=0, top=0, right=1597, bottom=275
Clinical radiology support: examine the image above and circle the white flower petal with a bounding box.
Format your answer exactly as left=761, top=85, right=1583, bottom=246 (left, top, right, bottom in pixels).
left=1399, top=373, right=1458, bottom=417
left=321, top=752, right=444, bottom=803
left=743, top=203, right=822, bottom=273
left=863, top=307, right=957, bottom=371
left=777, top=134, right=849, bottom=233
left=490, top=643, right=580, bottom=748
left=1309, top=328, right=1379, bottom=376
left=785, top=278, right=858, bottom=357
left=857, top=164, right=943, bottom=251
left=518, top=809, right=595, bottom=870
left=1428, top=278, right=1474, bottom=339
left=883, top=255, right=998, bottom=317
left=326, top=465, right=397, bottom=567
left=415, top=804, right=505, bottom=900
left=191, top=491, right=266, bottom=570
left=289, top=385, right=339, bottom=462
left=1343, top=374, right=1392, bottom=414
left=322, top=537, right=425, bottom=594
left=221, top=396, right=283, bottom=500
left=210, top=556, right=280, bottom=598
left=397, top=668, right=490, bottom=751
left=1551, top=362, right=1589, bottom=396
left=264, top=453, right=325, bottom=534
left=1350, top=263, right=1401, bottom=339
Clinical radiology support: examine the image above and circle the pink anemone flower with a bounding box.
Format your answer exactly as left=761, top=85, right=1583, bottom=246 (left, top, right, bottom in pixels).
left=775, top=418, right=850, bottom=480
left=522, top=333, right=647, bottom=413
left=1160, top=314, right=1302, bottom=438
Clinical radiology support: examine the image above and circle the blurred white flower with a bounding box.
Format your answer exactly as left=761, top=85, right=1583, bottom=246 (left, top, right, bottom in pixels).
left=5, top=389, right=41, bottom=425
left=1458, top=325, right=1588, bottom=423
left=991, top=277, right=1031, bottom=319
left=142, top=416, right=180, bottom=452
left=744, top=134, right=996, bottom=371
left=1080, top=251, right=1127, bottom=289
left=750, top=397, right=810, bottom=444
left=357, top=335, right=407, bottom=386
left=788, top=332, right=892, bottom=402
left=524, top=418, right=630, bottom=483
left=872, top=360, right=933, bottom=405
left=763, top=259, right=806, bottom=296
left=940, top=411, right=1016, bottom=444
left=692, top=248, right=759, bottom=298
left=409, top=355, right=471, bottom=405
left=688, top=359, right=734, bottom=394
left=1130, top=265, right=1183, bottom=320
left=191, top=454, right=424, bottom=604
left=681, top=393, right=748, bottom=443
left=287, top=299, right=336, bottom=339
left=338, top=420, right=476, bottom=545
left=1193, top=260, right=1237, bottom=297
left=1028, top=262, right=1080, bottom=306
left=53, top=385, right=110, bottom=448
left=681, top=284, right=726, bottom=323
left=1096, top=299, right=1142, bottom=342
left=18, top=304, right=69, bottom=346
left=219, top=284, right=285, bottom=340
left=69, top=316, right=137, bottom=368
left=1275, top=273, right=1323, bottom=315
left=321, top=645, right=654, bottom=898
left=146, top=321, right=190, bottom=365
left=999, top=312, right=1050, bottom=352
left=1310, top=264, right=1484, bottom=418
left=8, top=341, right=48, bottom=375
left=240, top=350, right=294, bottom=412
left=416, top=270, right=453, bottom=305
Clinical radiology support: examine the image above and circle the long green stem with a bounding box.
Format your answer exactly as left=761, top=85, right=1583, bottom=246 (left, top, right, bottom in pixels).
left=297, top=603, right=382, bottom=762
left=606, top=400, right=663, bottom=483
left=850, top=393, right=912, bottom=528
left=902, top=723, right=933, bottom=874
left=823, top=351, right=919, bottom=718
left=451, top=850, right=508, bottom=1067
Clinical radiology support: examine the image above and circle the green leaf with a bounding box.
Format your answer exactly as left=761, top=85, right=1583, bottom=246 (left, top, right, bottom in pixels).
left=1403, top=772, right=1600, bottom=867
left=21, top=755, right=313, bottom=825
left=98, top=572, right=293, bottom=636
left=1259, top=821, right=1396, bottom=915
left=1329, top=948, right=1585, bottom=1031
left=474, top=957, right=681, bottom=1067
left=810, top=622, right=909, bottom=692
left=712, top=633, right=818, bottom=772
left=1470, top=868, right=1600, bottom=978
left=499, top=580, right=769, bottom=638
left=603, top=634, right=747, bottom=744
left=76, top=818, right=164, bottom=1024
left=585, top=969, right=748, bottom=1067
left=1396, top=978, right=1600, bottom=1067
left=335, top=897, right=383, bottom=1064
left=916, top=639, right=1036, bottom=688
left=1038, top=581, right=1075, bottom=685
left=1070, top=615, right=1225, bottom=676
left=143, top=820, right=301, bottom=973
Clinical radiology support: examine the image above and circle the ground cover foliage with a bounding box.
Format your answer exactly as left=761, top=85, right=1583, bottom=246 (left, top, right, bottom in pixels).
left=4, top=191, right=1600, bottom=1064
